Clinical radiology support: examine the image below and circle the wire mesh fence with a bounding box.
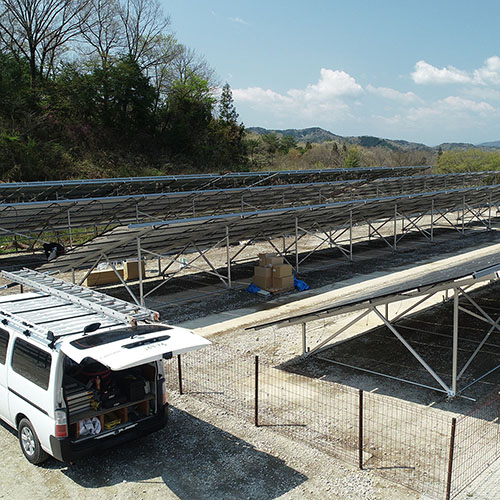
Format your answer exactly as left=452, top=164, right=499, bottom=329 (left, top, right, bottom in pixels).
left=451, top=392, right=500, bottom=498
left=165, top=344, right=500, bottom=500
left=363, top=390, right=451, bottom=499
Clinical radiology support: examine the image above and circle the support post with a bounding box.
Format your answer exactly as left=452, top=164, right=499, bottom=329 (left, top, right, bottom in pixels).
left=295, top=217, right=299, bottom=273
left=137, top=237, right=144, bottom=306
left=302, top=323, right=307, bottom=354
left=255, top=355, right=259, bottom=427
left=177, top=355, right=183, bottom=395
left=226, top=226, right=231, bottom=288
left=462, top=196, right=465, bottom=234
left=394, top=203, right=397, bottom=250
left=349, top=210, right=353, bottom=261
left=445, top=418, right=457, bottom=500
left=358, top=389, right=364, bottom=470
left=431, top=199, right=434, bottom=242
left=489, top=193, right=492, bottom=231
left=67, top=210, right=73, bottom=249
left=452, top=290, right=459, bottom=396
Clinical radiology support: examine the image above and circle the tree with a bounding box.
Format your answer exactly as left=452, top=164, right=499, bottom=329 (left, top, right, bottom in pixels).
left=219, top=83, right=238, bottom=123
left=0, top=0, right=91, bottom=85
left=344, top=147, right=362, bottom=168
left=118, top=0, right=171, bottom=69
left=163, top=72, right=216, bottom=158
left=262, top=133, right=280, bottom=155
left=79, top=0, right=123, bottom=69
left=279, top=135, right=297, bottom=153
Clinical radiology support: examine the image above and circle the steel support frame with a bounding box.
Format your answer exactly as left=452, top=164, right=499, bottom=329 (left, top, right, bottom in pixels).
left=303, top=281, right=500, bottom=398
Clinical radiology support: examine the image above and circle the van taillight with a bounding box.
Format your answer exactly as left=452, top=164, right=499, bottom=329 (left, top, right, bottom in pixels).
left=55, top=409, right=68, bottom=438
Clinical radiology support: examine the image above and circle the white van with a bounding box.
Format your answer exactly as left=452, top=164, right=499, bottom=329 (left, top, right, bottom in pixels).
left=0, top=269, right=210, bottom=464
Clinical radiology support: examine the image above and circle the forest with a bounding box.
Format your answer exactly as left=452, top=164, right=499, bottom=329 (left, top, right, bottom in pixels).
left=0, top=0, right=499, bottom=182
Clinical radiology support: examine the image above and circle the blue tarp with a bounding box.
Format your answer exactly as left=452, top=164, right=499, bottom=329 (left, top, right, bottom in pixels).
left=246, top=283, right=262, bottom=294
left=294, top=276, right=309, bottom=291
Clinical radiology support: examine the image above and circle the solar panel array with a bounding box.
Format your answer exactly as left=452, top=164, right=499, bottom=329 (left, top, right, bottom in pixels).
left=46, top=184, right=500, bottom=272
left=0, top=166, right=430, bottom=202
left=0, top=172, right=494, bottom=235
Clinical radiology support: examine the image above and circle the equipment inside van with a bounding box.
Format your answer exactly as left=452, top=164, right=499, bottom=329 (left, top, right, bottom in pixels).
left=0, top=268, right=210, bottom=464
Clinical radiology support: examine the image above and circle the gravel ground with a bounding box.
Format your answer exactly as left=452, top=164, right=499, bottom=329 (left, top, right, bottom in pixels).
left=0, top=393, right=425, bottom=500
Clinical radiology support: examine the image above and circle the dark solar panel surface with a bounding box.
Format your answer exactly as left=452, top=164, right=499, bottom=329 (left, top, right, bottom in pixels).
left=46, top=184, right=500, bottom=272
left=0, top=166, right=431, bottom=202
left=0, top=172, right=493, bottom=234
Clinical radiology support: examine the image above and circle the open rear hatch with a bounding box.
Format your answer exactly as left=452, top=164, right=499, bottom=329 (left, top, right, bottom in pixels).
left=60, top=323, right=210, bottom=370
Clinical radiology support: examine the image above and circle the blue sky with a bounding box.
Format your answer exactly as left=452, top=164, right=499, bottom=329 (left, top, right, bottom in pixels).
left=163, top=1, right=500, bottom=146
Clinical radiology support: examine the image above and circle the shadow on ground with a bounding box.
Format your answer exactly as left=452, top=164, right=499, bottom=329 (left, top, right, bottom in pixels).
left=59, top=406, right=307, bottom=499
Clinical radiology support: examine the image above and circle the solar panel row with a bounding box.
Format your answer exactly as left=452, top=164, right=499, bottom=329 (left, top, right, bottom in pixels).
left=0, top=172, right=493, bottom=235
left=46, top=184, right=500, bottom=272
left=0, top=165, right=431, bottom=202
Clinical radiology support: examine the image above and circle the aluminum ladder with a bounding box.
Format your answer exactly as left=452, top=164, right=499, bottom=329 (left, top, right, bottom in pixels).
left=2, top=268, right=159, bottom=324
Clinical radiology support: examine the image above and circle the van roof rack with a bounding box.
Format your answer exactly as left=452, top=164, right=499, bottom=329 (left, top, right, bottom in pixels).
left=0, top=268, right=160, bottom=347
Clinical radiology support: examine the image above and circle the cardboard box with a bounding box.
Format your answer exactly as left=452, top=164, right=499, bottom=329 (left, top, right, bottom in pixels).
left=267, top=255, right=284, bottom=267
left=254, top=266, right=272, bottom=278
left=84, top=269, right=124, bottom=286
left=124, top=260, right=146, bottom=280
left=253, top=274, right=273, bottom=291
left=258, top=253, right=275, bottom=267
left=272, top=275, right=294, bottom=290
left=272, top=263, right=292, bottom=278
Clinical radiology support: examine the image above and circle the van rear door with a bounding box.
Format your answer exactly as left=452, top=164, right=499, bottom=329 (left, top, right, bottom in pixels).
left=59, top=324, right=210, bottom=370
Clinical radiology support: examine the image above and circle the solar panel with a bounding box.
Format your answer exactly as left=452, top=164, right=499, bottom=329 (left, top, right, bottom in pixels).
left=0, top=166, right=431, bottom=202
left=0, top=172, right=491, bottom=237
left=45, top=184, right=500, bottom=272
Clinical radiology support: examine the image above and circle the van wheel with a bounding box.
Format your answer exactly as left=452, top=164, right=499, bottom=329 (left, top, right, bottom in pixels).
left=18, top=418, right=48, bottom=465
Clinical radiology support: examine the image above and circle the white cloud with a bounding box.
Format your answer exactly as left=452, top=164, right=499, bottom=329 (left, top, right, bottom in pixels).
left=411, top=60, right=471, bottom=85
left=405, top=96, right=495, bottom=125
left=228, top=17, right=248, bottom=25
left=440, top=96, right=494, bottom=114
left=366, top=84, right=420, bottom=102
left=288, top=69, right=363, bottom=100
left=233, top=87, right=291, bottom=105
left=473, top=56, right=500, bottom=85
left=411, top=56, right=500, bottom=87
left=233, top=69, right=361, bottom=121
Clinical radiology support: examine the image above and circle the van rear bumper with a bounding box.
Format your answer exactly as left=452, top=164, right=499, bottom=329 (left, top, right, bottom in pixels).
left=49, top=405, right=168, bottom=462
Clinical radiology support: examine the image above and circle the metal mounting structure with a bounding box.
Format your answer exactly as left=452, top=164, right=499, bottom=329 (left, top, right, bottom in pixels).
left=250, top=245, right=500, bottom=399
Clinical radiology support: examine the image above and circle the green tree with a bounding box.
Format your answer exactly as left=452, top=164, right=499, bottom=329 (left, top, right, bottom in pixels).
left=344, top=147, right=362, bottom=168
left=163, top=72, right=215, bottom=159
left=219, top=82, right=238, bottom=123
left=279, top=135, right=298, bottom=153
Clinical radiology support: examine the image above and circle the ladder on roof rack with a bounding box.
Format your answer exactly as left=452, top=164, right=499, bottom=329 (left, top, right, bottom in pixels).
left=2, top=268, right=159, bottom=324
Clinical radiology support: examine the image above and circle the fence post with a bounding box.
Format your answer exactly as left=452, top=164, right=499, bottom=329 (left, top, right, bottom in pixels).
left=255, top=355, right=259, bottom=427
left=359, top=389, right=364, bottom=469
left=445, top=417, right=457, bottom=500
left=177, top=355, right=183, bottom=395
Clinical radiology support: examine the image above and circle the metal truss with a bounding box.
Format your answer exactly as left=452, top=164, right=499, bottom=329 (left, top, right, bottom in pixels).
left=296, top=274, right=500, bottom=399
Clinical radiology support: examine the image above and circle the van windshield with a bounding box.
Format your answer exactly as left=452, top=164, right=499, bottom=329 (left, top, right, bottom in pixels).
left=70, top=324, right=171, bottom=350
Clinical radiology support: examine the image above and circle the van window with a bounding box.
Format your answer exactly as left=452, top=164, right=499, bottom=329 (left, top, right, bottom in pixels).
left=12, top=338, right=52, bottom=390
left=0, top=328, right=8, bottom=364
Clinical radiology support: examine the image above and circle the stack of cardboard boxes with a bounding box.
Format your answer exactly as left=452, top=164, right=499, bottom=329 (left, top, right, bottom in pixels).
left=253, top=253, right=294, bottom=292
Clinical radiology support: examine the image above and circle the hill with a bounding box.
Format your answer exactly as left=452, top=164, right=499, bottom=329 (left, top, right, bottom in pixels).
left=247, top=127, right=500, bottom=152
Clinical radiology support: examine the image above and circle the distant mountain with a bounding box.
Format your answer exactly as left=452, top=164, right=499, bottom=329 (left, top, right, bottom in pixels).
left=478, top=140, right=500, bottom=149
left=247, top=126, right=500, bottom=152
left=247, top=127, right=343, bottom=144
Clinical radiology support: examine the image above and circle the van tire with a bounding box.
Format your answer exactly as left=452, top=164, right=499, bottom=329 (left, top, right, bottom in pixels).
left=18, top=418, right=48, bottom=465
